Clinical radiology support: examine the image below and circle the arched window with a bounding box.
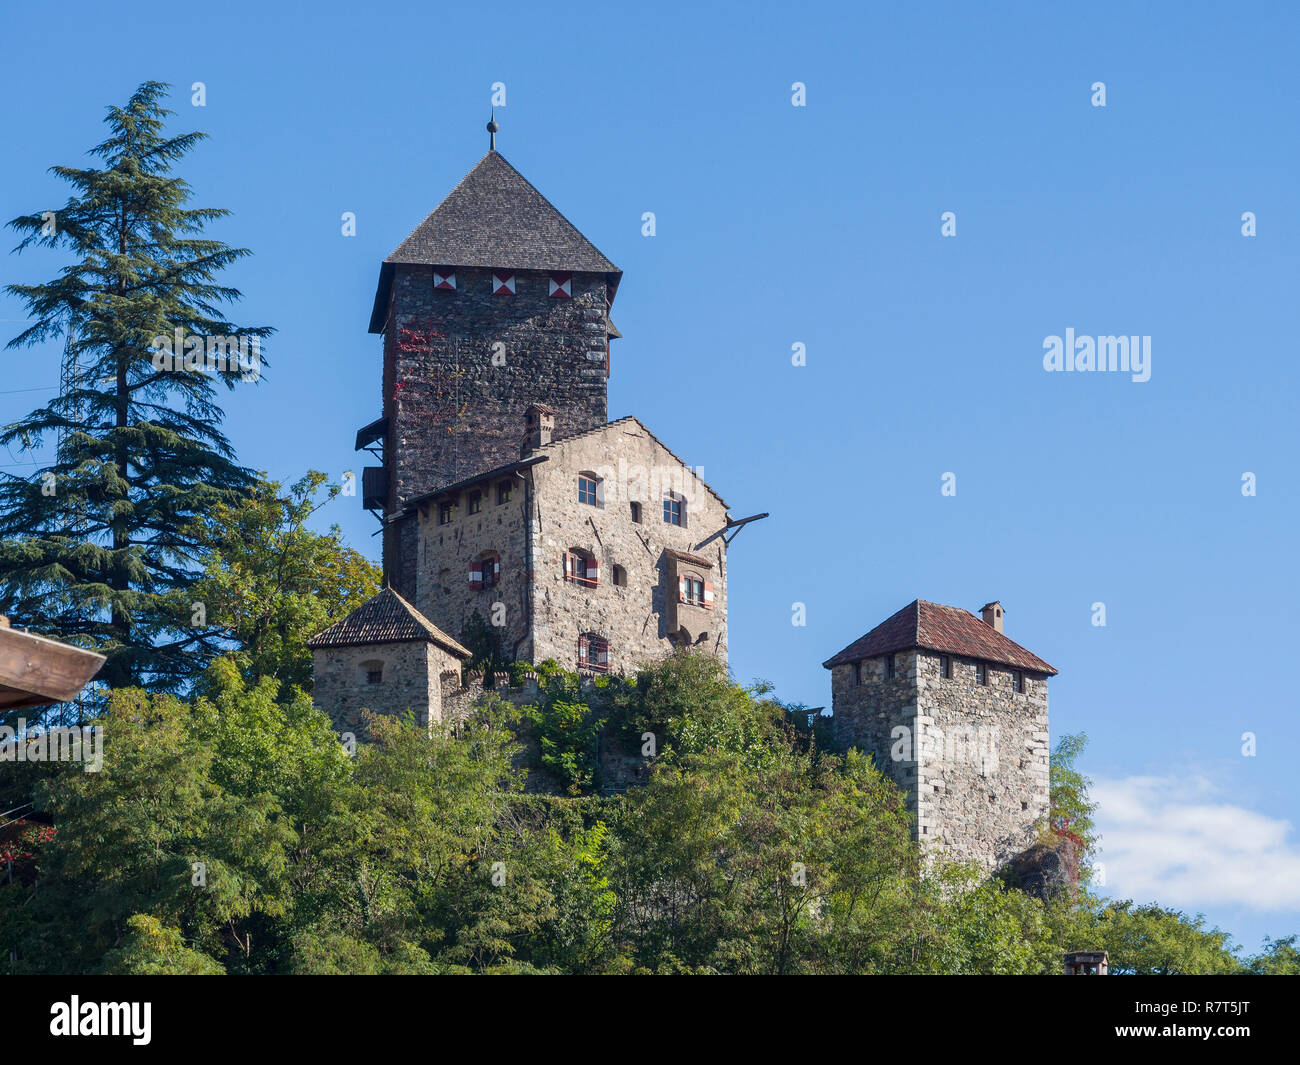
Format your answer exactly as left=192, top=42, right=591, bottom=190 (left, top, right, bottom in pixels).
left=360, top=659, right=384, bottom=685
left=578, top=632, right=609, bottom=672
left=469, top=551, right=500, bottom=590
left=564, top=548, right=599, bottom=587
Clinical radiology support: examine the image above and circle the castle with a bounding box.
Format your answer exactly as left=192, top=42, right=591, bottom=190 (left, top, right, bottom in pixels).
left=308, top=126, right=1059, bottom=874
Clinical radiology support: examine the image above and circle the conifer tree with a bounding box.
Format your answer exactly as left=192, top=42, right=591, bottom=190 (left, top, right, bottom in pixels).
left=0, top=81, right=271, bottom=694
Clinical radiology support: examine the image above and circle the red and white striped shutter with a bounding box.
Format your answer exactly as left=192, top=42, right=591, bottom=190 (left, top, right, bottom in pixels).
left=469, top=561, right=483, bottom=589
left=564, top=552, right=572, bottom=581
left=493, top=555, right=501, bottom=579
left=678, top=576, right=687, bottom=603
left=548, top=272, right=572, bottom=299
left=588, top=556, right=599, bottom=586
left=433, top=269, right=456, bottom=291
left=492, top=271, right=515, bottom=295
left=703, top=580, right=714, bottom=609
left=578, top=635, right=588, bottom=665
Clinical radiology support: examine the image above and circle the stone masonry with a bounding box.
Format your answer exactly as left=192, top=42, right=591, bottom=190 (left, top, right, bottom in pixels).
left=825, top=600, right=1056, bottom=872
left=409, top=416, right=730, bottom=675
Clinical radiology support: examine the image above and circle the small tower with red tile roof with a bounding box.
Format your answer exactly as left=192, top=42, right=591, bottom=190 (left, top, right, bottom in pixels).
left=824, top=599, right=1057, bottom=871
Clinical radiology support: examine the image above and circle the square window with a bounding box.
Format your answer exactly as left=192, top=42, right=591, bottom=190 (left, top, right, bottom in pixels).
left=663, top=497, right=682, bottom=525
left=366, top=669, right=382, bottom=685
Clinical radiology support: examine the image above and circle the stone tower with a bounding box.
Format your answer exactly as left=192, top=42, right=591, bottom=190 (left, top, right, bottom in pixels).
left=824, top=600, right=1057, bottom=871
left=359, top=149, right=622, bottom=596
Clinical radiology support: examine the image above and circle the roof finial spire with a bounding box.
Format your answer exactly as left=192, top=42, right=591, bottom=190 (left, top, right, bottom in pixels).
left=487, top=110, right=499, bottom=152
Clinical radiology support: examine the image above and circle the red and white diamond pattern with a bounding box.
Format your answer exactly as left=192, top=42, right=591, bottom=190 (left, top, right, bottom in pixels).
left=433, top=269, right=455, bottom=291
left=548, top=272, right=572, bottom=299
left=492, top=271, right=515, bottom=295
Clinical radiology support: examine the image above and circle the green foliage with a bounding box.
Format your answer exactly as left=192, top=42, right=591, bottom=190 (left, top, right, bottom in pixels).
left=1048, top=732, right=1098, bottom=883
left=101, top=914, right=225, bottom=975
left=0, top=81, right=270, bottom=693
left=1244, top=935, right=1300, bottom=974
left=1090, top=901, right=1241, bottom=975
left=189, top=472, right=380, bottom=691
left=1, top=652, right=1285, bottom=975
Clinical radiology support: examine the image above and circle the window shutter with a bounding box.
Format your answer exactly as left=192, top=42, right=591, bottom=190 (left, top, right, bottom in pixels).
left=678, top=576, right=687, bottom=603
left=493, top=555, right=500, bottom=578
left=469, top=562, right=483, bottom=589
left=548, top=272, right=572, bottom=299
left=703, top=580, right=714, bottom=609
left=433, top=269, right=455, bottom=291
left=492, top=271, right=515, bottom=295
left=578, top=636, right=588, bottom=664
left=588, top=556, right=599, bottom=586
left=564, top=552, right=572, bottom=580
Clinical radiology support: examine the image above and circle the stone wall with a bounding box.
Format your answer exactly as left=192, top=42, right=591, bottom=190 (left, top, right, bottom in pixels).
left=830, top=650, right=1050, bottom=872
left=413, top=474, right=532, bottom=661
left=311, top=640, right=462, bottom=738
left=528, top=421, right=729, bottom=674
left=378, top=264, right=614, bottom=593
left=830, top=652, right=922, bottom=822
left=914, top=652, right=1050, bottom=869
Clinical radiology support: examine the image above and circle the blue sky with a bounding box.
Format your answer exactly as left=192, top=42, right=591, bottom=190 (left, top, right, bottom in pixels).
left=2, top=0, right=1297, bottom=953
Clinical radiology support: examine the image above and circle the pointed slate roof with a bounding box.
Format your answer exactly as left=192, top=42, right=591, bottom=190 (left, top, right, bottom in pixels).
left=369, top=151, right=621, bottom=332
left=306, top=588, right=470, bottom=658
left=823, top=600, right=1058, bottom=675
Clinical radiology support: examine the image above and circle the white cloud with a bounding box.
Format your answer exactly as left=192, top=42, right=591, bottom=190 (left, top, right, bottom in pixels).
left=1093, top=774, right=1300, bottom=912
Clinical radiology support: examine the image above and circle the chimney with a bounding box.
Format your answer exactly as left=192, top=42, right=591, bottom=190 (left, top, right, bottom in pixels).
left=524, top=403, right=555, bottom=452
left=980, top=601, right=1004, bottom=634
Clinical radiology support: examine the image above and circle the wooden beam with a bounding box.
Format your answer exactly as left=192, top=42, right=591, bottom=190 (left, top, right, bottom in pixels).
left=0, top=617, right=106, bottom=711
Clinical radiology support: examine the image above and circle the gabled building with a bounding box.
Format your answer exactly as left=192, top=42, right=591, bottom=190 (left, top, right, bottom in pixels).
left=307, top=587, right=469, bottom=735
left=824, top=600, right=1057, bottom=871
left=321, top=124, right=759, bottom=716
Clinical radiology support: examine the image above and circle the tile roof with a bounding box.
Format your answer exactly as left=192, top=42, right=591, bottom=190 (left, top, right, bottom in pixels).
left=369, top=151, right=620, bottom=332
left=666, top=548, right=713, bottom=568
left=306, top=588, right=471, bottom=658
left=823, top=600, right=1058, bottom=675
